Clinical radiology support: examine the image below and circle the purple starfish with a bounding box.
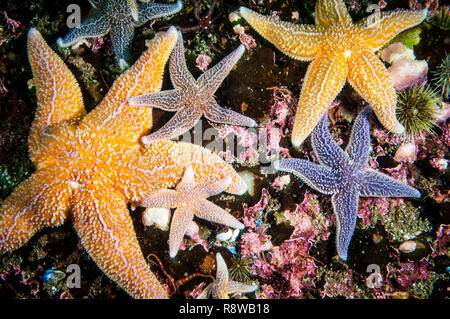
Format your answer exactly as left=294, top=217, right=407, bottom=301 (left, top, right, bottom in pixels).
left=129, top=31, right=257, bottom=144
left=57, top=0, right=183, bottom=70
left=274, top=106, right=421, bottom=261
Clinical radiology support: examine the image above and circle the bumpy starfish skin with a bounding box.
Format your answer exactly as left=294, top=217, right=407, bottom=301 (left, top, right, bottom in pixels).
left=57, top=0, right=182, bottom=70
left=139, top=166, right=244, bottom=258
left=0, top=27, right=247, bottom=299
left=197, top=253, right=258, bottom=299
left=274, top=106, right=421, bottom=260
left=237, top=0, right=427, bottom=147
left=129, top=31, right=256, bottom=144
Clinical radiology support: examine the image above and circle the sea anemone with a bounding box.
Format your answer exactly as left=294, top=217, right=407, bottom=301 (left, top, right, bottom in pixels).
left=396, top=84, right=442, bottom=139
left=432, top=53, right=450, bottom=100
left=229, top=256, right=254, bottom=283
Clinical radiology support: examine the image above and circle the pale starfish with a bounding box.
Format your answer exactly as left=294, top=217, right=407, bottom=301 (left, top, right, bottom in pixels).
left=129, top=31, right=257, bottom=145
left=0, top=27, right=247, bottom=299
left=197, top=253, right=258, bottom=299
left=139, top=166, right=244, bottom=258
left=234, top=0, right=428, bottom=147
left=57, top=0, right=183, bottom=70
left=274, top=106, right=421, bottom=260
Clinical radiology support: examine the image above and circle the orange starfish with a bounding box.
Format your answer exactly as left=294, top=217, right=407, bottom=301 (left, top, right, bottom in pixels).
left=235, top=0, right=427, bottom=147
left=0, top=27, right=246, bottom=299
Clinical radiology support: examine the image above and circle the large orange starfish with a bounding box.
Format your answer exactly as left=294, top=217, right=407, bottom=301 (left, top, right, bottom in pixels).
left=0, top=27, right=246, bottom=298
left=235, top=0, right=427, bottom=147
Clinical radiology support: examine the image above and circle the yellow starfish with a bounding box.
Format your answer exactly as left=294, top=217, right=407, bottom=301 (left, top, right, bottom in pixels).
left=235, top=0, right=428, bottom=147
left=0, top=27, right=247, bottom=299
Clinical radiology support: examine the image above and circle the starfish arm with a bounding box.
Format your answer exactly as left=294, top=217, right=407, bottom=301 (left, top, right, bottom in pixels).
left=197, top=45, right=245, bottom=96
left=347, top=49, right=404, bottom=135
left=128, top=0, right=139, bottom=22
left=215, top=253, right=229, bottom=286
left=141, top=106, right=202, bottom=144
left=136, top=0, right=183, bottom=27
left=331, top=187, right=359, bottom=261
left=56, top=11, right=111, bottom=47
left=196, top=284, right=213, bottom=299
left=138, top=189, right=179, bottom=208
left=274, top=158, right=339, bottom=195
left=0, top=169, right=71, bottom=254
left=238, top=7, right=324, bottom=61
left=359, top=9, right=428, bottom=51
left=195, top=199, right=244, bottom=230
left=345, top=106, right=372, bottom=168
left=203, top=99, right=257, bottom=127
left=180, top=165, right=195, bottom=186
left=291, top=53, right=348, bottom=147
left=225, top=281, right=259, bottom=295
left=194, top=176, right=232, bottom=198
left=80, top=27, right=178, bottom=143
left=311, top=110, right=349, bottom=168
left=27, top=29, right=86, bottom=163
left=168, top=206, right=194, bottom=258
left=110, top=22, right=135, bottom=70
left=315, top=0, right=352, bottom=27
left=169, top=32, right=196, bottom=88
left=72, top=182, right=168, bottom=298
left=360, top=169, right=421, bottom=198
left=128, top=89, right=182, bottom=111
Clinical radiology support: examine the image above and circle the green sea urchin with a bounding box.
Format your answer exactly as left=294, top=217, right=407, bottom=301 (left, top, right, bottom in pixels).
left=432, top=54, right=450, bottom=100
left=426, top=7, right=450, bottom=31
left=396, top=84, right=442, bottom=139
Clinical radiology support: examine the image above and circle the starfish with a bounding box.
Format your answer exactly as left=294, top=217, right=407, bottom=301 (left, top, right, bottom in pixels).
left=129, top=31, right=257, bottom=145
left=0, top=27, right=247, bottom=299
left=197, top=253, right=258, bottom=299
left=235, top=0, right=428, bottom=147
left=274, top=106, right=421, bottom=261
left=139, top=166, right=244, bottom=258
left=57, top=0, right=183, bottom=70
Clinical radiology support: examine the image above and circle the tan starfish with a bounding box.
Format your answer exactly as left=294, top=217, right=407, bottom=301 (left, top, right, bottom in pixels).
left=234, top=0, right=428, bottom=147
left=129, top=31, right=256, bottom=145
left=0, top=27, right=246, bottom=299
left=139, top=166, right=244, bottom=258
left=197, top=253, right=258, bottom=299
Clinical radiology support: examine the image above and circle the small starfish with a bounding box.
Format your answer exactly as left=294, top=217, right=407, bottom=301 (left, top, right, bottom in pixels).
left=129, top=31, right=257, bottom=144
left=235, top=0, right=428, bottom=147
left=274, top=106, right=421, bottom=261
left=197, top=253, right=258, bottom=299
left=57, top=0, right=183, bottom=70
left=0, top=27, right=247, bottom=299
left=139, top=166, right=244, bottom=258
